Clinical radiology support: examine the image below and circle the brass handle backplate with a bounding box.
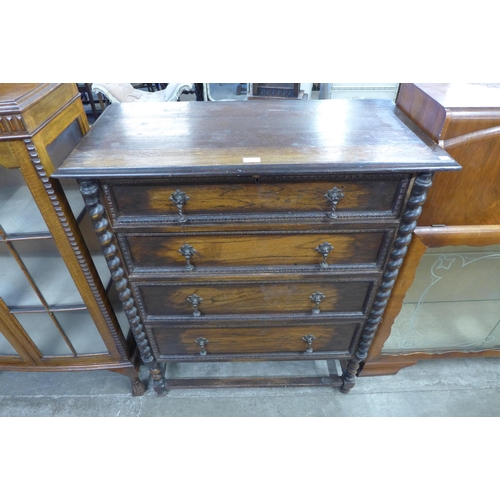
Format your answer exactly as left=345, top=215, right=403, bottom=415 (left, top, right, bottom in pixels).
left=302, top=334, right=316, bottom=353
left=324, top=186, right=344, bottom=218
left=179, top=243, right=197, bottom=271
left=187, top=293, right=203, bottom=317
left=309, top=291, right=325, bottom=314
left=315, top=242, right=334, bottom=269
left=195, top=337, right=209, bottom=356
left=170, top=189, right=190, bottom=222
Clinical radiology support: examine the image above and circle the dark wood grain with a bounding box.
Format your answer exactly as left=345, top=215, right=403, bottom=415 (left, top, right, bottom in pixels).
left=106, top=175, right=407, bottom=223
left=122, top=230, right=389, bottom=273
left=153, top=322, right=359, bottom=358
left=54, top=100, right=460, bottom=179
left=53, top=97, right=458, bottom=393
left=137, top=279, right=374, bottom=318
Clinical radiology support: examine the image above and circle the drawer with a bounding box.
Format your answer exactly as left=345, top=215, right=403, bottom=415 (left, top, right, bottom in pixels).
left=134, top=279, right=376, bottom=319
left=120, top=229, right=392, bottom=275
left=103, top=175, right=409, bottom=226
left=150, top=322, right=360, bottom=359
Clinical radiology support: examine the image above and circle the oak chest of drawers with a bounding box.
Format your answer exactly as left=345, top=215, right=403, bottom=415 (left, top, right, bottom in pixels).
left=54, top=99, right=460, bottom=394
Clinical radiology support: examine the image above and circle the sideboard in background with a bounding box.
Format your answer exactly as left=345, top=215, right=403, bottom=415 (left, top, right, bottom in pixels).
left=362, top=83, right=500, bottom=376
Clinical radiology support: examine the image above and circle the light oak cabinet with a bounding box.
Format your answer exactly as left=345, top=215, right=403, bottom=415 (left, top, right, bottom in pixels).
left=0, top=84, right=144, bottom=395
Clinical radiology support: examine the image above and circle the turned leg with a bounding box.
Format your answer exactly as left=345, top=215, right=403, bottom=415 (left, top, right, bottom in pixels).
left=341, top=172, right=434, bottom=393
left=79, top=179, right=167, bottom=396
left=109, top=366, right=147, bottom=396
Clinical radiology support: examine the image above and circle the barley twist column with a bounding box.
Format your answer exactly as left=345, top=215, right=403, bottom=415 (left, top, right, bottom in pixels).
left=341, top=172, right=434, bottom=393
left=79, top=179, right=166, bottom=396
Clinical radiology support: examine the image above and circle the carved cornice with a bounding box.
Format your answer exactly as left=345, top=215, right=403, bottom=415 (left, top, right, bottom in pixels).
left=0, top=84, right=80, bottom=140
left=0, top=114, right=27, bottom=136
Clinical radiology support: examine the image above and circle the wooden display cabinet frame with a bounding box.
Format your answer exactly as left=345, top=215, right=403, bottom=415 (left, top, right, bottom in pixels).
left=361, top=225, right=500, bottom=376
left=0, top=84, right=144, bottom=395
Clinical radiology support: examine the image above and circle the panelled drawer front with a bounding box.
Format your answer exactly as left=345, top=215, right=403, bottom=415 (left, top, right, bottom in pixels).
left=152, top=323, right=360, bottom=358
left=104, top=175, right=409, bottom=225
left=121, top=230, right=391, bottom=274
left=135, top=279, right=375, bottom=319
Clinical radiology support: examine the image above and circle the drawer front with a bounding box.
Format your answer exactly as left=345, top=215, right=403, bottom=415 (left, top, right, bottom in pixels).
left=151, top=323, right=360, bottom=358
left=120, top=230, right=391, bottom=274
left=104, top=175, right=409, bottom=225
left=135, top=279, right=375, bottom=319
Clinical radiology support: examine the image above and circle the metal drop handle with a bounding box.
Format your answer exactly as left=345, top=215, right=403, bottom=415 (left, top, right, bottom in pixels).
left=170, top=189, right=190, bottom=222
left=187, top=293, right=203, bottom=317
left=325, top=186, right=344, bottom=218
left=302, top=334, right=316, bottom=353
left=179, top=243, right=197, bottom=271
left=195, top=337, right=209, bottom=356
left=315, top=242, right=334, bottom=269
left=309, top=291, right=325, bottom=314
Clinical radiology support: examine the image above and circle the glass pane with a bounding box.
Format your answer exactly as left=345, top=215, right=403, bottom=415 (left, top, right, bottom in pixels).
left=46, top=119, right=83, bottom=169
left=14, top=312, right=73, bottom=356
left=0, top=328, right=19, bottom=356
left=0, top=240, right=43, bottom=308
left=12, top=238, right=84, bottom=307
left=54, top=310, right=108, bottom=355
left=0, top=167, right=49, bottom=235
left=329, top=83, right=399, bottom=100
left=383, top=244, right=500, bottom=353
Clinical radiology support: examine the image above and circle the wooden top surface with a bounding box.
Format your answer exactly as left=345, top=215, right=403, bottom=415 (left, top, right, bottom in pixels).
left=0, top=83, right=41, bottom=102
left=413, top=83, right=500, bottom=109
left=0, top=84, right=55, bottom=114
left=55, top=99, right=460, bottom=178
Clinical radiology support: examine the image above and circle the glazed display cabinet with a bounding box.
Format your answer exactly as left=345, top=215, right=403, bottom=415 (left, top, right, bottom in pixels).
left=0, top=83, right=144, bottom=395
